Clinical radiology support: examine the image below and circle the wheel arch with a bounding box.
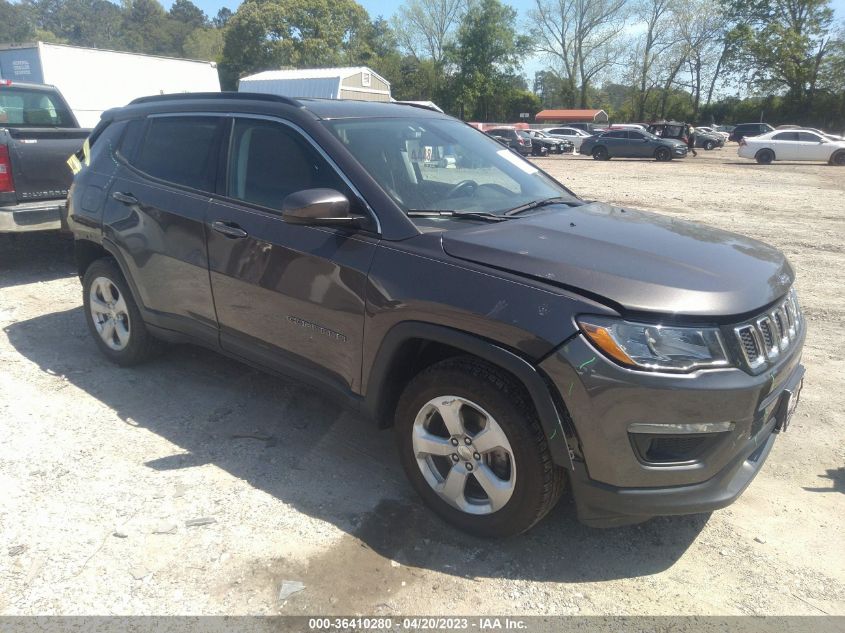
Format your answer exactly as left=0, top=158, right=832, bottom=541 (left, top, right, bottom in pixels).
left=364, top=321, right=575, bottom=469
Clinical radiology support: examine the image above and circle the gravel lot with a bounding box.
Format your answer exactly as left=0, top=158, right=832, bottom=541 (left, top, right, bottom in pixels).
left=1, top=148, right=843, bottom=616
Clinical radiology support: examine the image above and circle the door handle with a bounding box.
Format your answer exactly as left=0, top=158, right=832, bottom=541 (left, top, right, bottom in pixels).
left=211, top=221, right=248, bottom=239
left=112, top=191, right=139, bottom=205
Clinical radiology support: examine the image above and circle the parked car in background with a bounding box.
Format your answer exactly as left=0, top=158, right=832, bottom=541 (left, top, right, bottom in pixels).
left=523, top=129, right=573, bottom=154
left=487, top=128, right=534, bottom=156
left=543, top=126, right=592, bottom=150
left=580, top=129, right=688, bottom=161
left=65, top=93, right=805, bottom=537
left=738, top=128, right=845, bottom=165
left=648, top=121, right=724, bottom=150
left=518, top=130, right=549, bottom=156
left=729, top=123, right=774, bottom=143
left=696, top=126, right=730, bottom=143
left=0, top=80, right=89, bottom=233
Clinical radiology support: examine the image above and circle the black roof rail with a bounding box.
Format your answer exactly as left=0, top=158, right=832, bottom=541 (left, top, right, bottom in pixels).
left=129, top=91, right=301, bottom=107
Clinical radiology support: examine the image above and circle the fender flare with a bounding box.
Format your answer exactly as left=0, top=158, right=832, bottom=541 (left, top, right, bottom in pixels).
left=365, top=321, right=575, bottom=469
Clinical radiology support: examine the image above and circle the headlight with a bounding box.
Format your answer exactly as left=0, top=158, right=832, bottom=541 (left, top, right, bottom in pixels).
left=577, top=316, right=729, bottom=372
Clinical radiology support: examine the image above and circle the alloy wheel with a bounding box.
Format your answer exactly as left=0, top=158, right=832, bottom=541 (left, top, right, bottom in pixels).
left=89, top=276, right=131, bottom=351
left=412, top=396, right=516, bottom=515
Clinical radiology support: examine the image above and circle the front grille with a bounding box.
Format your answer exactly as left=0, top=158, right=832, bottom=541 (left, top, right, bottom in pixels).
left=733, top=289, right=802, bottom=371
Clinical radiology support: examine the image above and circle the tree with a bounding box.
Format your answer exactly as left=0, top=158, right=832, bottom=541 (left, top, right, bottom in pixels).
left=723, top=0, right=836, bottom=117
left=221, top=0, right=373, bottom=83
left=529, top=0, right=629, bottom=108
left=183, top=28, right=224, bottom=61
left=169, top=0, right=206, bottom=29
left=212, top=7, right=232, bottom=29
left=392, top=0, right=466, bottom=65
left=631, top=0, right=675, bottom=120
left=2, top=0, right=36, bottom=43
left=447, top=0, right=530, bottom=120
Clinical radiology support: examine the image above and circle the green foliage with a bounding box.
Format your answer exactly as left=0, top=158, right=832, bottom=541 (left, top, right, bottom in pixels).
left=1, top=0, right=36, bottom=43
left=446, top=0, right=530, bottom=120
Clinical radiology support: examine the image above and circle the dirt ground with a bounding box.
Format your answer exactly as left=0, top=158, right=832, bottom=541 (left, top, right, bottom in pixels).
left=1, top=148, right=843, bottom=617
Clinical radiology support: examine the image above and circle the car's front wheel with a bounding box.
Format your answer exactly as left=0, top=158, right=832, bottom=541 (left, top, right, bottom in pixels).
left=756, top=149, right=775, bottom=164
left=592, top=146, right=609, bottom=160
left=655, top=147, right=672, bottom=161
left=395, top=357, right=565, bottom=537
left=82, top=258, right=159, bottom=366
left=830, top=150, right=845, bottom=166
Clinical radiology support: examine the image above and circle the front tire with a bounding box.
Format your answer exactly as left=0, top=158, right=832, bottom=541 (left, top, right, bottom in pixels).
left=592, top=146, right=609, bottom=160
left=756, top=149, right=775, bottom=164
left=655, top=147, right=671, bottom=161
left=82, top=258, right=159, bottom=366
left=395, top=357, right=565, bottom=537
left=831, top=151, right=845, bottom=166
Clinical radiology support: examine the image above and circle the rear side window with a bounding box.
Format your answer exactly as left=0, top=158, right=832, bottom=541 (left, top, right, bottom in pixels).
left=131, top=116, right=224, bottom=192
left=0, top=87, right=75, bottom=127
left=772, top=132, right=799, bottom=141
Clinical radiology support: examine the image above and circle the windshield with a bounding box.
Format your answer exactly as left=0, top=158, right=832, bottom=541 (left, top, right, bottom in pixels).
left=324, top=117, right=576, bottom=216
left=0, top=87, right=75, bottom=128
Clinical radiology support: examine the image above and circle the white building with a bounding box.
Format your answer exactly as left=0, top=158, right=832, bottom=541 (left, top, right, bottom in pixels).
left=238, top=67, right=391, bottom=102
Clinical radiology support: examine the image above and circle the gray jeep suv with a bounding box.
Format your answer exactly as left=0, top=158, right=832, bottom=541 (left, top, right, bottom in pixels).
left=65, top=94, right=805, bottom=537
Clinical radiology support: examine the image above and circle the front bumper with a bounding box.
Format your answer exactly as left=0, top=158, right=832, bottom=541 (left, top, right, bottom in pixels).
left=0, top=200, right=64, bottom=233
left=540, top=328, right=805, bottom=526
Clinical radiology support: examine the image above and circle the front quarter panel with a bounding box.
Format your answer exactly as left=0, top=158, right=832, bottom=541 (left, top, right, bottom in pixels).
left=361, top=234, right=615, bottom=394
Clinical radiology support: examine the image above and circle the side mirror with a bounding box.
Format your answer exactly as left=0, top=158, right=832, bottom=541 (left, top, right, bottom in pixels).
left=282, top=189, right=359, bottom=227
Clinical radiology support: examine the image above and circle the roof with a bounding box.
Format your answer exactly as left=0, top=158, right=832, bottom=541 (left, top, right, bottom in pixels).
left=0, top=41, right=217, bottom=66
left=535, top=109, right=608, bottom=122
left=116, top=93, right=448, bottom=121
left=238, top=67, right=390, bottom=100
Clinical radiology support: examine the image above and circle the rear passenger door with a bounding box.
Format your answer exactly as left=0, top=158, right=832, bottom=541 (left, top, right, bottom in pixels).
left=769, top=132, right=799, bottom=160
left=104, top=115, right=226, bottom=345
left=205, top=116, right=378, bottom=395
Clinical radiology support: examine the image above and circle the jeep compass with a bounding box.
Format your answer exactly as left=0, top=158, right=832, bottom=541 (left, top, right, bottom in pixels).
left=65, top=94, right=805, bottom=536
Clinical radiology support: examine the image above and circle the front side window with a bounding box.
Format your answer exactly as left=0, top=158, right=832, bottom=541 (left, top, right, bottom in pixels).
left=325, top=117, right=576, bottom=216
left=0, top=87, right=74, bottom=127
left=228, top=118, right=347, bottom=211
left=605, top=131, right=627, bottom=139
left=797, top=132, right=822, bottom=142
left=132, top=116, right=223, bottom=192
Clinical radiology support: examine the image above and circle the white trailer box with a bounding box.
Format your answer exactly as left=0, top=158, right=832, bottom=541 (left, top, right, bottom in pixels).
left=0, top=42, right=220, bottom=127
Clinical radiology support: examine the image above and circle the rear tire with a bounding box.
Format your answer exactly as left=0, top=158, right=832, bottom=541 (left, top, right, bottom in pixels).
left=704, top=140, right=715, bottom=150
left=756, top=149, right=775, bottom=165
left=394, top=357, right=565, bottom=537
left=592, top=146, right=609, bottom=160
left=82, top=258, right=159, bottom=366
left=655, top=147, right=671, bottom=161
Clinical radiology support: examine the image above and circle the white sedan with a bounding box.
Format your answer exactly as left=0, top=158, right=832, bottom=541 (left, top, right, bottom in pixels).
left=697, top=126, right=730, bottom=142
left=542, top=126, right=592, bottom=150
left=738, top=129, right=845, bottom=165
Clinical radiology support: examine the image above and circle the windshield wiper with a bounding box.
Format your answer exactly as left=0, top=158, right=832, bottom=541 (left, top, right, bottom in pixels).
left=406, top=210, right=508, bottom=222
left=504, top=197, right=578, bottom=216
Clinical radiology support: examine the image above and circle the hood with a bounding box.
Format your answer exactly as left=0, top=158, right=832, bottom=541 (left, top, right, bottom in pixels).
left=441, top=202, right=794, bottom=319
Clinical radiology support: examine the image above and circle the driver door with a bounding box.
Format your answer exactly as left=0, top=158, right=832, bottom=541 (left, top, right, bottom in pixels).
left=205, top=116, right=378, bottom=394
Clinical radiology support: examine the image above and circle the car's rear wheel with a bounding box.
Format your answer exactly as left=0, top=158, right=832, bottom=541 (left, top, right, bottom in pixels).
left=395, top=357, right=565, bottom=537
left=82, top=258, right=159, bottom=366
left=756, top=149, right=775, bottom=165
left=831, top=151, right=845, bottom=166
left=655, top=147, right=671, bottom=161
left=704, top=140, right=715, bottom=150
left=592, top=146, right=609, bottom=160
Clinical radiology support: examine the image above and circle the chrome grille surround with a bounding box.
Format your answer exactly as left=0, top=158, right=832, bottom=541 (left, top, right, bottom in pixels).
left=733, top=289, right=802, bottom=371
